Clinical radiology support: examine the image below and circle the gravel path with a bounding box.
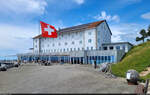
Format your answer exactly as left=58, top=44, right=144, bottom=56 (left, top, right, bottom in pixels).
left=0, top=63, right=136, bottom=93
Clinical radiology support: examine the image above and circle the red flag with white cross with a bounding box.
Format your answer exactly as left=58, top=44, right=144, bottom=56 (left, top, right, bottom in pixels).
left=40, top=21, right=57, bottom=38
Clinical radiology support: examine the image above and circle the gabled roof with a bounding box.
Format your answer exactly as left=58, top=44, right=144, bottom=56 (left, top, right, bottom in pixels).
left=33, top=20, right=111, bottom=39
left=33, top=35, right=42, bottom=39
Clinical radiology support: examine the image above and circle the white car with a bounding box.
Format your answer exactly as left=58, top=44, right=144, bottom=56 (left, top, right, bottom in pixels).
left=0, top=63, right=7, bottom=71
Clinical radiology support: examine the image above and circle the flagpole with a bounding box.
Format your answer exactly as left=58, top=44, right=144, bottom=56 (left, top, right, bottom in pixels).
left=39, top=19, right=41, bottom=63
left=39, top=20, right=41, bottom=35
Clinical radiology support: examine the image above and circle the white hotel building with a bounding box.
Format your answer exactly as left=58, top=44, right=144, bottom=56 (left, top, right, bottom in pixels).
left=18, top=20, right=133, bottom=64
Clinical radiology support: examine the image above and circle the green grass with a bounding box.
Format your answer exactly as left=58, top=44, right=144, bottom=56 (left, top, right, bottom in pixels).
left=111, top=41, right=150, bottom=80
left=140, top=73, right=150, bottom=82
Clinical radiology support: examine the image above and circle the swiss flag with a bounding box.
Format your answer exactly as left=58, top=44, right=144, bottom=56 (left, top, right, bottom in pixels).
left=40, top=21, right=57, bottom=38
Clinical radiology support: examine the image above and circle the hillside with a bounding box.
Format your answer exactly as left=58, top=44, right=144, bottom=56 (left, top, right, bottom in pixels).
left=111, top=41, right=150, bottom=80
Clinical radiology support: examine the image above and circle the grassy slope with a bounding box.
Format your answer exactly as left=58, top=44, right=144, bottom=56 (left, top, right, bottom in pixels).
left=111, top=41, right=150, bottom=79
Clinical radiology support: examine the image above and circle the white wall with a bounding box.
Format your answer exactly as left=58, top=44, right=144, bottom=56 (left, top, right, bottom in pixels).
left=33, top=38, right=40, bottom=53
left=84, top=28, right=96, bottom=50
left=33, top=21, right=112, bottom=53
left=96, top=21, right=111, bottom=50
left=102, top=43, right=132, bottom=52
left=38, top=31, right=84, bottom=53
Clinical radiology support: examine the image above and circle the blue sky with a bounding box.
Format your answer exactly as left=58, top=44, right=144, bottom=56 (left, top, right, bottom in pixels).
left=0, top=0, right=150, bottom=56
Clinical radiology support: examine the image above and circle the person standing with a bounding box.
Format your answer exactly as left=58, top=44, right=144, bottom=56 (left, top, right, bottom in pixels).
left=94, top=59, right=97, bottom=69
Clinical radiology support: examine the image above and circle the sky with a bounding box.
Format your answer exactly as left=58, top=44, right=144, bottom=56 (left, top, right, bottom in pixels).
left=0, top=0, right=150, bottom=56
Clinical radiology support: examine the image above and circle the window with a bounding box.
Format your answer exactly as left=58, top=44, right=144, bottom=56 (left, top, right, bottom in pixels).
left=67, top=48, right=69, bottom=51
left=80, top=32, right=82, bottom=35
left=88, top=32, right=91, bottom=35
left=87, top=47, right=89, bottom=50
left=52, top=43, right=55, bottom=46
left=64, top=49, right=65, bottom=52
left=59, top=37, right=61, bottom=40
left=99, top=47, right=101, bottom=50
left=35, top=45, right=37, bottom=48
left=78, top=48, right=80, bottom=51
left=105, top=56, right=107, bottom=61
left=92, top=56, right=95, bottom=60
left=111, top=56, right=115, bottom=63
left=82, top=48, right=84, bottom=50
left=70, top=48, right=72, bottom=51
left=65, top=42, right=68, bottom=45
left=72, top=41, right=75, bottom=44
left=88, top=39, right=92, bottom=43
left=95, top=56, right=97, bottom=60
left=122, top=45, right=126, bottom=50
left=91, top=47, right=93, bottom=50
left=47, top=44, right=49, bottom=47
left=98, top=38, right=100, bottom=43
left=58, top=43, right=61, bottom=46
left=109, top=46, right=113, bottom=50
left=79, top=41, right=82, bottom=44
left=116, top=46, right=120, bottom=50
left=103, top=47, right=107, bottom=50
left=74, top=48, right=76, bottom=51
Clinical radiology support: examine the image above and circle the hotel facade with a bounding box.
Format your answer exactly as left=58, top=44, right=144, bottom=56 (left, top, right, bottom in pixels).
left=17, top=20, right=133, bottom=64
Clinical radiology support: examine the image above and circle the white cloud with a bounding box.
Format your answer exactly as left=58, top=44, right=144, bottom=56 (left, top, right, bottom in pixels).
left=111, top=35, right=122, bottom=42
left=53, top=20, right=67, bottom=29
left=0, top=0, right=47, bottom=15
left=73, top=0, right=85, bottom=5
left=0, top=19, right=67, bottom=56
left=94, top=11, right=120, bottom=22
left=141, top=12, right=150, bottom=20
left=0, top=23, right=38, bottom=55
left=110, top=23, right=146, bottom=44
left=110, top=25, right=126, bottom=42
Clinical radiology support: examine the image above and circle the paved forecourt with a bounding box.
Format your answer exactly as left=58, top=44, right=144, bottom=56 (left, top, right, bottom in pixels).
left=0, top=63, right=136, bottom=93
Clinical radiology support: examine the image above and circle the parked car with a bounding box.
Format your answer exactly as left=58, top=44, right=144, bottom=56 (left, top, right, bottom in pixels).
left=44, top=61, right=51, bottom=66
left=14, top=62, right=20, bottom=67
left=4, top=63, right=14, bottom=69
left=40, top=60, right=51, bottom=66
left=0, top=63, right=7, bottom=71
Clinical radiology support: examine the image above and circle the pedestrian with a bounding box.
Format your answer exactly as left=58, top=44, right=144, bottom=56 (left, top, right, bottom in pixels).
left=94, top=59, right=97, bottom=69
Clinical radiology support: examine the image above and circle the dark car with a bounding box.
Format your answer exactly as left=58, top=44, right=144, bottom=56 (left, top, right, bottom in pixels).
left=14, top=62, right=20, bottom=67
left=44, top=62, right=51, bottom=66
left=4, top=63, right=14, bottom=69
left=40, top=60, right=51, bottom=66
left=0, top=63, right=7, bottom=71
